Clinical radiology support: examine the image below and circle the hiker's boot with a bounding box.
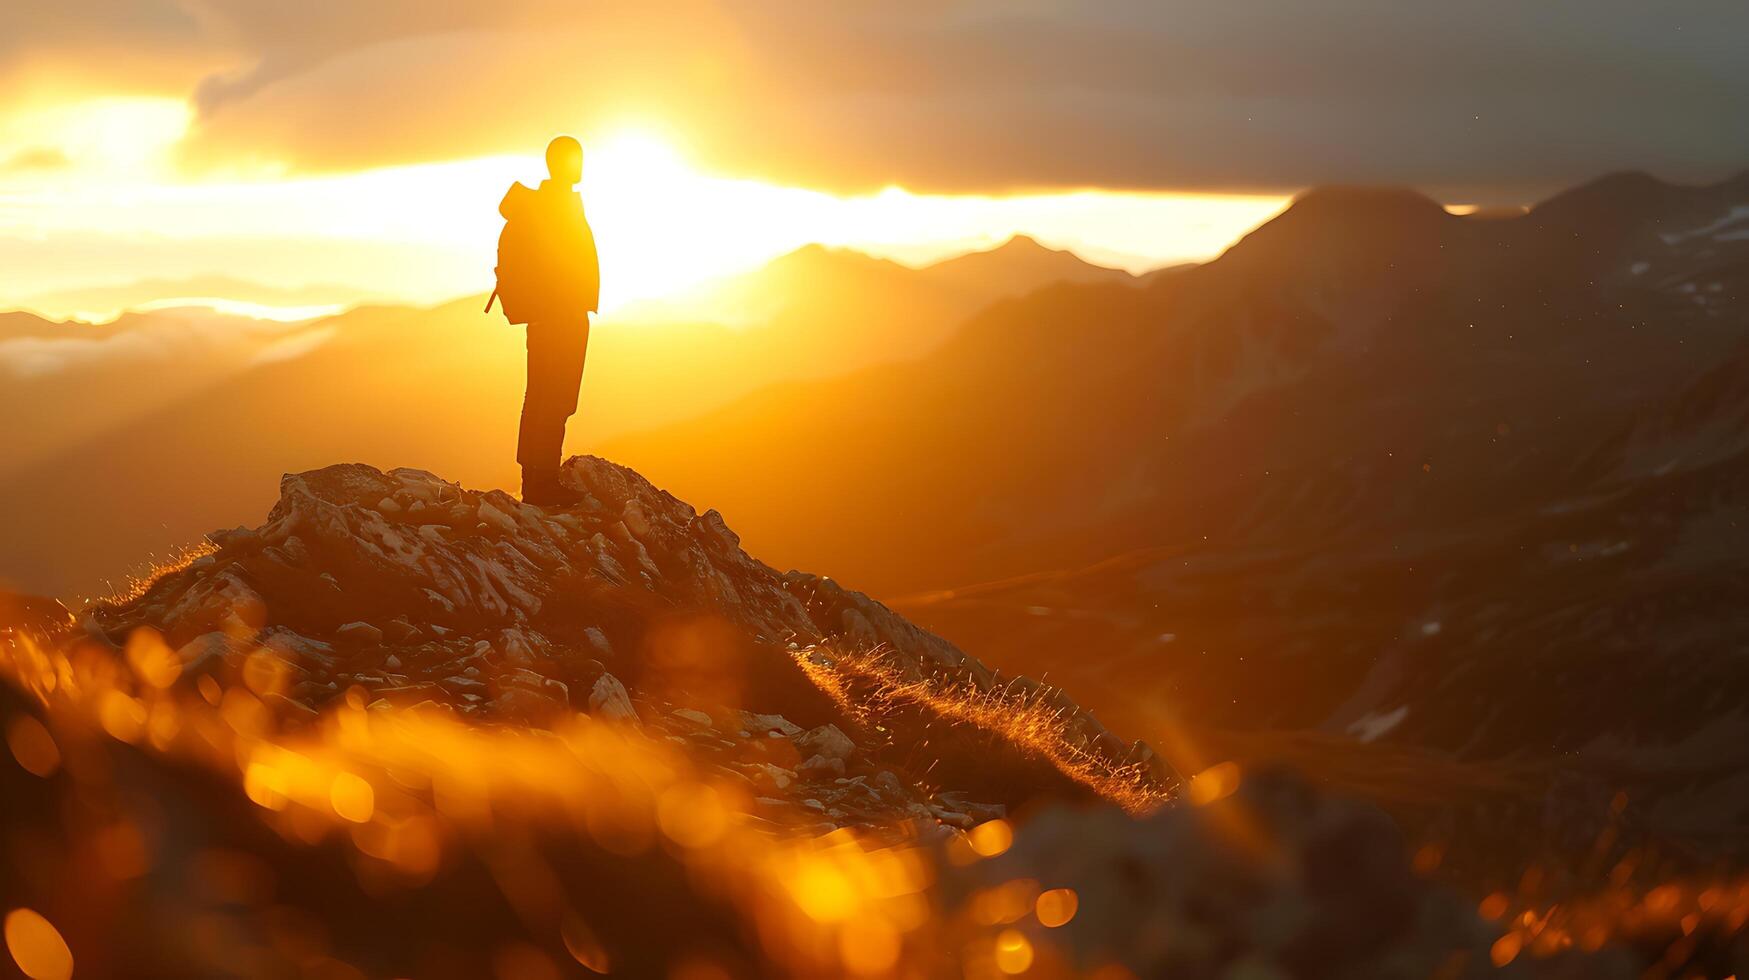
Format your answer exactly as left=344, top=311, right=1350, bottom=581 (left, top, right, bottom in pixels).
left=521, top=466, right=585, bottom=507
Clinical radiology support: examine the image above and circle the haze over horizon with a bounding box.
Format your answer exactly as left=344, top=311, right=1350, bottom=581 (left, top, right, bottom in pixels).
left=8, top=2, right=1748, bottom=319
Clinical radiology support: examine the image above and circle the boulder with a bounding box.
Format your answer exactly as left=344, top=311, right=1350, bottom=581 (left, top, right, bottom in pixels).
left=742, top=711, right=803, bottom=737
left=175, top=631, right=240, bottom=675
left=796, top=724, right=855, bottom=763
left=335, top=622, right=384, bottom=647
left=493, top=686, right=565, bottom=724
left=797, top=754, right=847, bottom=779
left=588, top=672, right=637, bottom=723
left=672, top=708, right=714, bottom=728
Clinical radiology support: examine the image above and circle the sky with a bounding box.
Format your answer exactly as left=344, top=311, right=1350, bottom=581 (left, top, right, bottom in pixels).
left=3, top=1, right=1747, bottom=319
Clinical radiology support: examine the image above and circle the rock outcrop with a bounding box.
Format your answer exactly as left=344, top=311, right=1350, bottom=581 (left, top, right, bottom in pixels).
left=88, top=456, right=1175, bottom=832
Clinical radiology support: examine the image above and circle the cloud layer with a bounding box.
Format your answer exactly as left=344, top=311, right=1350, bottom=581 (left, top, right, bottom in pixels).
left=5, top=1, right=1748, bottom=198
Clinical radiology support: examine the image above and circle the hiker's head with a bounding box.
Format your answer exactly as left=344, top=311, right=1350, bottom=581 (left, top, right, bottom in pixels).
left=546, top=136, right=583, bottom=186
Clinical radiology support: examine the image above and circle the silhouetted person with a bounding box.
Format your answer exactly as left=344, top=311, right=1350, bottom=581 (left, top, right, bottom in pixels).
left=488, top=135, right=600, bottom=506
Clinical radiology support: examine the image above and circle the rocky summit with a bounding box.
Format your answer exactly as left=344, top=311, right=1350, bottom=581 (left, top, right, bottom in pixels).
left=87, top=455, right=1175, bottom=833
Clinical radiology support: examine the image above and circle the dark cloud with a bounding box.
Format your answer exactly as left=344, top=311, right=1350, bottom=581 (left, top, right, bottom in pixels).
left=9, top=1, right=1749, bottom=198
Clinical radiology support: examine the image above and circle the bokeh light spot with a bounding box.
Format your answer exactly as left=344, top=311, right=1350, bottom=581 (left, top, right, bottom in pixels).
left=657, top=783, right=728, bottom=849
left=5, top=716, right=60, bottom=777
left=98, top=690, right=147, bottom=742
left=1490, top=931, right=1523, bottom=967
left=330, top=772, right=375, bottom=823
left=561, top=911, right=611, bottom=974
left=1188, top=761, right=1241, bottom=805
left=1035, top=887, right=1078, bottom=927
left=994, top=928, right=1033, bottom=974
left=969, top=819, right=1013, bottom=858
left=839, top=917, right=901, bottom=975
left=4, top=908, right=73, bottom=980
left=124, top=628, right=181, bottom=688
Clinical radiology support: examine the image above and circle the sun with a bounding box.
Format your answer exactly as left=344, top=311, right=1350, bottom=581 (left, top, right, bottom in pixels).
left=584, top=130, right=690, bottom=191
left=577, top=127, right=837, bottom=312
left=579, top=129, right=721, bottom=309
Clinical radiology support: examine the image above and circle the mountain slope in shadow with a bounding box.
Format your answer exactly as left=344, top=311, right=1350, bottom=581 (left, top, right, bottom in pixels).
left=601, top=171, right=1749, bottom=868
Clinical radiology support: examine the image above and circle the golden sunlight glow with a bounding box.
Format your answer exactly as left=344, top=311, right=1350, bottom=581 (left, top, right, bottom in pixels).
left=0, top=96, right=192, bottom=182
left=133, top=297, right=348, bottom=321
left=2, top=110, right=1287, bottom=320
left=793, top=645, right=1172, bottom=815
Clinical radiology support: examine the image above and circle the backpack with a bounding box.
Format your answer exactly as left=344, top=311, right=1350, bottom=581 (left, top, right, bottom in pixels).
left=486, top=182, right=542, bottom=325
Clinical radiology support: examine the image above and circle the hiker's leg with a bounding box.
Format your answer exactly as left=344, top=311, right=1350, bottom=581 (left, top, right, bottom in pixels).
left=518, top=320, right=567, bottom=471
left=520, top=317, right=590, bottom=504
left=553, top=315, right=590, bottom=426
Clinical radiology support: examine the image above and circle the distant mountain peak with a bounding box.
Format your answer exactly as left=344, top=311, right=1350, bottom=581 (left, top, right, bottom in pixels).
left=1578, top=169, right=1668, bottom=192
left=923, top=233, right=1130, bottom=288
left=1280, top=185, right=1449, bottom=222
left=985, top=233, right=1053, bottom=253
left=937, top=234, right=1080, bottom=263
left=762, top=241, right=909, bottom=279
left=0, top=309, right=99, bottom=341
left=1526, top=168, right=1749, bottom=226
left=1216, top=185, right=1449, bottom=269
left=1528, top=170, right=1678, bottom=219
